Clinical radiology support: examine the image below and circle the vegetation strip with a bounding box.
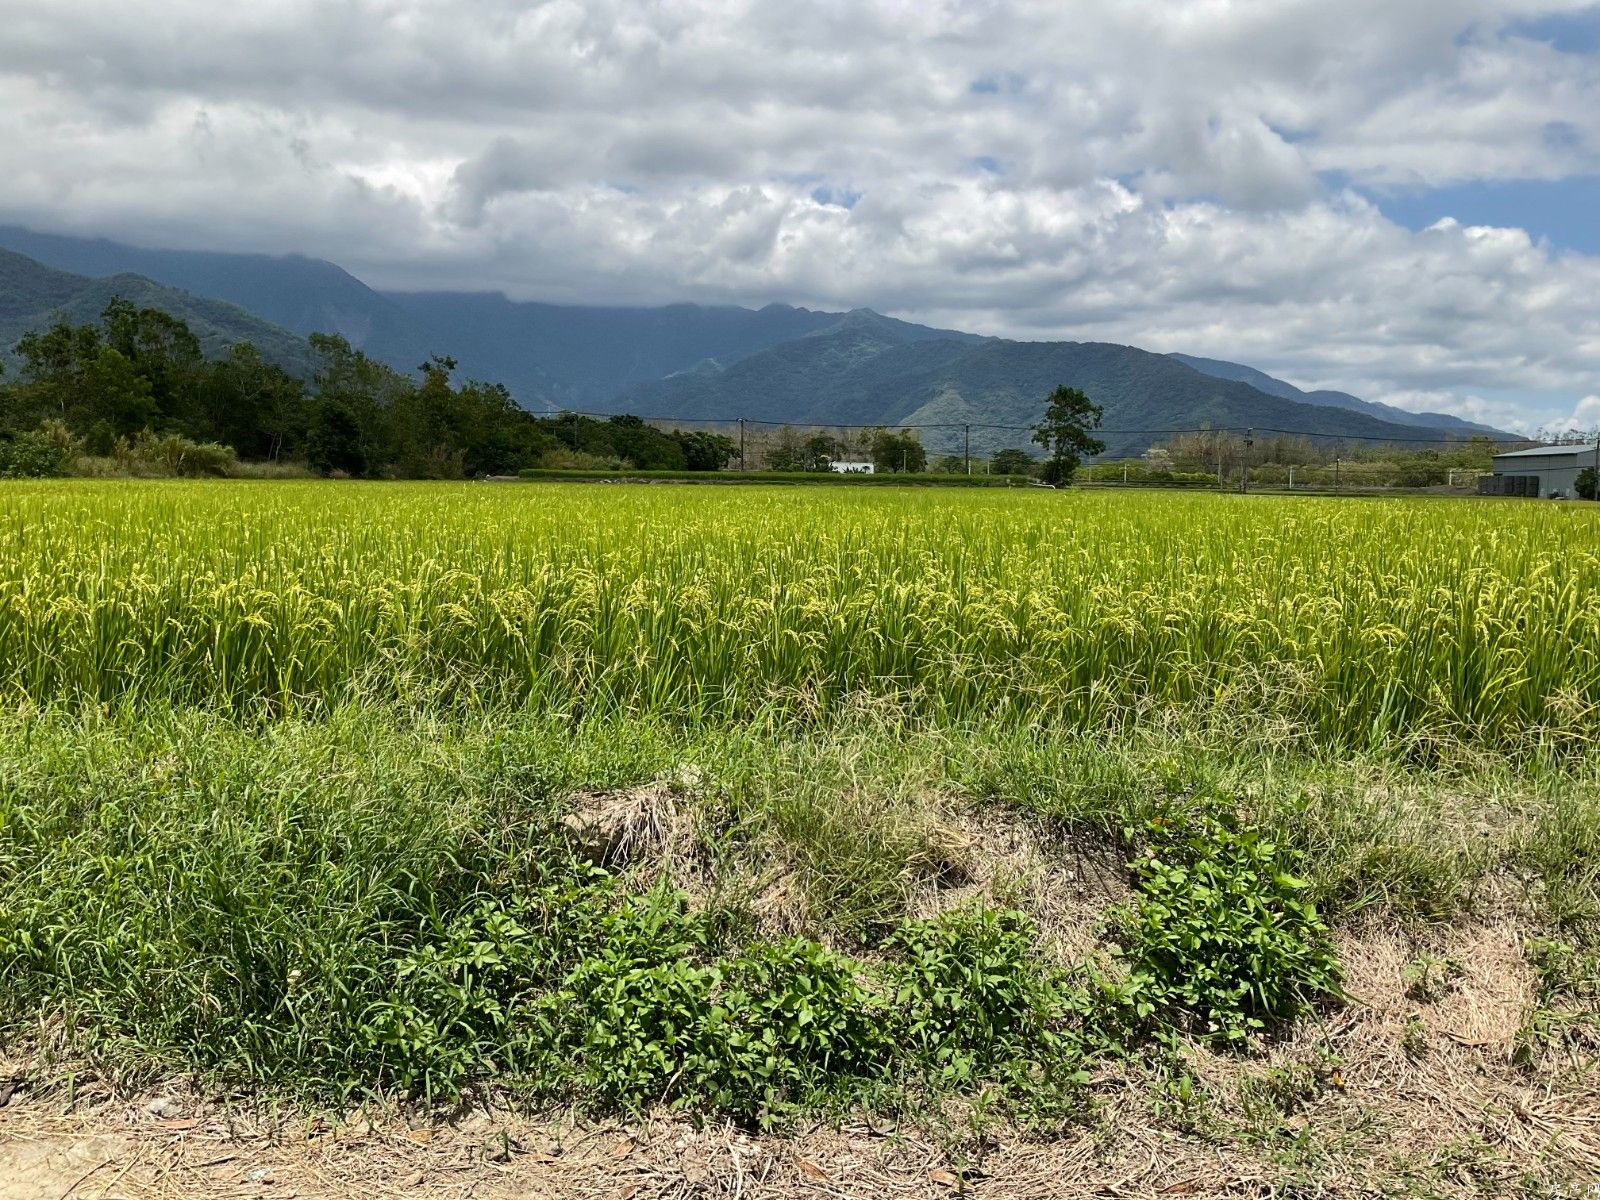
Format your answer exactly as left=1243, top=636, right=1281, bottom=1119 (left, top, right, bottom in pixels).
left=3, top=706, right=1595, bottom=1123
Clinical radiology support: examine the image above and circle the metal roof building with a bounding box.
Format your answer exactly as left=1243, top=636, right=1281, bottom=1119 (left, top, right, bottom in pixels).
left=1482, top=443, right=1599, bottom=499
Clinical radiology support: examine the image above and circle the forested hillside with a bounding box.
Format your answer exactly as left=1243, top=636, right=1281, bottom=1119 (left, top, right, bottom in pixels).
left=0, top=227, right=1507, bottom=450
left=618, top=316, right=1464, bottom=457
left=0, top=249, right=311, bottom=376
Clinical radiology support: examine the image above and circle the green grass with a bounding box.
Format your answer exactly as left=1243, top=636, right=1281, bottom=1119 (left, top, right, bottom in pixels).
left=1, top=703, right=1595, bottom=1116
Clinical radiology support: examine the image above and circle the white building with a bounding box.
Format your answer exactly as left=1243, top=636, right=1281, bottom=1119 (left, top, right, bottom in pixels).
left=1483, top=444, right=1598, bottom=498
left=829, top=460, right=874, bottom=474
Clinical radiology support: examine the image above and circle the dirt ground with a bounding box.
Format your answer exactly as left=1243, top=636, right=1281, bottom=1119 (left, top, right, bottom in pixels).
left=4, top=920, right=1597, bottom=1200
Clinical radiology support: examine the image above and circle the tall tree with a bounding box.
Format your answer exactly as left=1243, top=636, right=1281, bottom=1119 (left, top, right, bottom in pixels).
left=673, top=429, right=736, bottom=471
left=198, top=344, right=306, bottom=460
left=1031, top=386, right=1105, bottom=484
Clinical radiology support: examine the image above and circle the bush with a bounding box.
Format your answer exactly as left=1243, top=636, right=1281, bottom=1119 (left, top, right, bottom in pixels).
left=687, top=938, right=889, bottom=1120
left=888, top=906, right=1061, bottom=1082
left=0, top=430, right=73, bottom=478
left=534, top=446, right=628, bottom=472
left=1113, top=809, right=1342, bottom=1044
left=110, top=430, right=238, bottom=477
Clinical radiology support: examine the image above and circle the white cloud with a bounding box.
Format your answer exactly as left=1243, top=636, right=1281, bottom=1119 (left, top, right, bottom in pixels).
left=2, top=0, right=1600, bottom=423
left=1550, top=393, right=1600, bottom=433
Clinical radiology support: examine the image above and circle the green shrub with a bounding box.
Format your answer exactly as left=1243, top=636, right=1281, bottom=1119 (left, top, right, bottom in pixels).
left=346, top=885, right=1096, bottom=1121
left=0, top=430, right=72, bottom=478
left=557, top=887, right=719, bottom=1106
left=115, top=430, right=237, bottom=477
left=687, top=938, right=888, bottom=1122
left=1113, top=809, right=1342, bottom=1043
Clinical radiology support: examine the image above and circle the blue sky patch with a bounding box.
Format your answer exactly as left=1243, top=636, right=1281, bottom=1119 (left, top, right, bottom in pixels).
left=969, top=72, right=1027, bottom=96
left=1505, top=6, right=1600, bottom=54
left=1371, top=175, right=1600, bottom=254
left=810, top=185, right=862, bottom=209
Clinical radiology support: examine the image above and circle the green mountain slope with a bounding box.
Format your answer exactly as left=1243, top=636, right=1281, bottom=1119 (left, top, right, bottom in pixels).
left=1168, top=352, right=1504, bottom=437
left=0, top=227, right=1517, bottom=446
left=0, top=226, right=421, bottom=374
left=0, top=248, right=312, bottom=375
left=617, top=319, right=1474, bottom=458
left=0, top=227, right=983, bottom=405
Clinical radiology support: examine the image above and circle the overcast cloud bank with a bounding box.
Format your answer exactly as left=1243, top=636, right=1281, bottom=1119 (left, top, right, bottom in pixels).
left=4, top=0, right=1600, bottom=431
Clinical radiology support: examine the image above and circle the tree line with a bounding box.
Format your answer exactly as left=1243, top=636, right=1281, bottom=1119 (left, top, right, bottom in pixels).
left=0, top=300, right=742, bottom=478
left=0, top=299, right=1117, bottom=481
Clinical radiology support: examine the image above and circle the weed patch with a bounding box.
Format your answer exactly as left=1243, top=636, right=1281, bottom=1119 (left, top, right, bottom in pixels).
left=1112, top=808, right=1343, bottom=1044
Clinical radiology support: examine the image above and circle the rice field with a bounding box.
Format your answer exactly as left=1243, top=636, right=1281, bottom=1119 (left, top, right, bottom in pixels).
left=1, top=480, right=1597, bottom=750
left=4, top=479, right=1600, bottom=1192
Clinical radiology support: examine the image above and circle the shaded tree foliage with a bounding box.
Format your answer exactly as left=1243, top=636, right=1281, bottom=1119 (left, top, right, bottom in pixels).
left=869, top=428, right=926, bottom=473
left=765, top=427, right=841, bottom=472
left=989, top=448, right=1035, bottom=475
left=0, top=299, right=743, bottom=478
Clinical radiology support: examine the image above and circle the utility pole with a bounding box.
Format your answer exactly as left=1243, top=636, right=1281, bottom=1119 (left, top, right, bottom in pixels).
left=571, top=411, right=580, bottom=452
left=1122, top=463, right=1128, bottom=484
left=1289, top=465, right=1295, bottom=489
left=1217, top=441, right=1224, bottom=491
left=1241, top=429, right=1253, bottom=494
left=1593, top=432, right=1599, bottom=501
left=964, top=424, right=971, bottom=476
left=739, top=418, right=745, bottom=471
left=1335, top=457, right=1341, bottom=492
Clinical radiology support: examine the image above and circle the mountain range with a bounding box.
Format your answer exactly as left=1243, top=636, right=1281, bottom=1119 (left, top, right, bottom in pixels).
left=0, top=247, right=312, bottom=375
left=1165, top=353, right=1492, bottom=436
left=0, top=225, right=1508, bottom=456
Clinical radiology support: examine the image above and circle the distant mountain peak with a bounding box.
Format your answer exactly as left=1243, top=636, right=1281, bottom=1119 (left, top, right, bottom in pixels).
left=1168, top=351, right=1509, bottom=438
left=0, top=225, right=1515, bottom=443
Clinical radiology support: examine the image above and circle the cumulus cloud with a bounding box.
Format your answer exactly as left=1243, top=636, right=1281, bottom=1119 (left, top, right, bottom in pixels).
left=1551, top=393, right=1600, bottom=433
left=2, top=0, right=1600, bottom=424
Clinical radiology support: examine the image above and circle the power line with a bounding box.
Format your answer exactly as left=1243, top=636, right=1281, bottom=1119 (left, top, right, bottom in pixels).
left=540, top=406, right=1552, bottom=447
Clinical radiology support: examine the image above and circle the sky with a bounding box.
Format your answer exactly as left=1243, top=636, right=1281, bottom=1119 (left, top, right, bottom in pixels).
left=3, top=1, right=1600, bottom=433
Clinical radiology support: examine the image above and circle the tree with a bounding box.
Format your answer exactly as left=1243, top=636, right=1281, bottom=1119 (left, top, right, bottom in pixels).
left=674, top=429, right=737, bottom=471
left=990, top=448, right=1034, bottom=476
left=1578, top=466, right=1598, bottom=501
left=306, top=400, right=365, bottom=475
left=870, top=428, right=926, bottom=473
left=80, top=346, right=159, bottom=436
left=802, top=433, right=842, bottom=471
left=199, top=344, right=306, bottom=460
left=1031, top=386, right=1104, bottom=484
left=101, top=298, right=202, bottom=422
left=932, top=454, right=965, bottom=474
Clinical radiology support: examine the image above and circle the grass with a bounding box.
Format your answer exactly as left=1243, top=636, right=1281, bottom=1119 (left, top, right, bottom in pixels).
left=1, top=702, right=1595, bottom=1115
